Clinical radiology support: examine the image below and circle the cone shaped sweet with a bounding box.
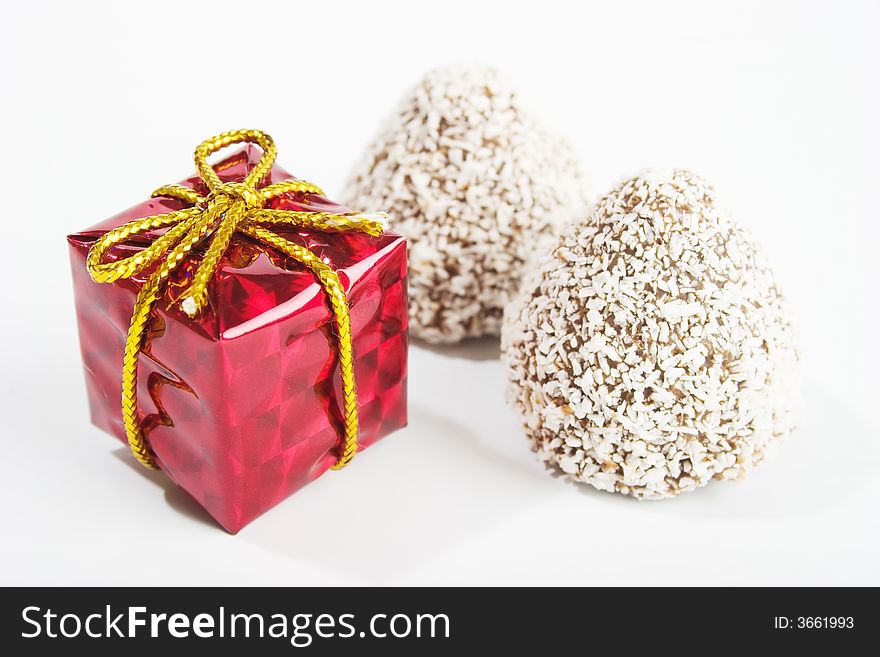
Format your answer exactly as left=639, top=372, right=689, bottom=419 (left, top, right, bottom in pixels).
left=502, top=169, right=800, bottom=498
left=344, top=65, right=590, bottom=343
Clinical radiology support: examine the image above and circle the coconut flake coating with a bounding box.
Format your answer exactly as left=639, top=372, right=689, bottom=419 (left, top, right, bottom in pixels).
left=502, top=169, right=800, bottom=498
left=343, top=66, right=590, bottom=343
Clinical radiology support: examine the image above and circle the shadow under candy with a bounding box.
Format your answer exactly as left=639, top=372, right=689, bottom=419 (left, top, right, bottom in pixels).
left=411, top=335, right=501, bottom=361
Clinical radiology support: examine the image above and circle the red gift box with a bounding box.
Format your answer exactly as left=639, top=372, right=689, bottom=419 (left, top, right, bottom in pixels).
left=67, top=136, right=408, bottom=533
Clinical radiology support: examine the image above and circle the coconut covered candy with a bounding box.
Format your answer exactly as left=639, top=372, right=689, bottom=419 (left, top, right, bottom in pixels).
left=502, top=169, right=800, bottom=499
left=344, top=65, right=590, bottom=343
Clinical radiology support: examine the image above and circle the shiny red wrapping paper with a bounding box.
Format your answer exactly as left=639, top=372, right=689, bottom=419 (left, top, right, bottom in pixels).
left=67, top=146, right=408, bottom=532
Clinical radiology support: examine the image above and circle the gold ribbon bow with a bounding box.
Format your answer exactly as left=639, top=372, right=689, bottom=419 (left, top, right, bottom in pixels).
left=87, top=129, right=386, bottom=470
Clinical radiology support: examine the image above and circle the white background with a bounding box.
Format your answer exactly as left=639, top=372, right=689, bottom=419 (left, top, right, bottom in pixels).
left=2, top=0, right=878, bottom=585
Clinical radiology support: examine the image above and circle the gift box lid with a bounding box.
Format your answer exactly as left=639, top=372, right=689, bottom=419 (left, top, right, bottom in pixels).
left=67, top=145, right=405, bottom=342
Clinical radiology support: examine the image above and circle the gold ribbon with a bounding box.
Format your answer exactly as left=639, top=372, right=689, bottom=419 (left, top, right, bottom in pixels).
left=87, top=129, right=386, bottom=470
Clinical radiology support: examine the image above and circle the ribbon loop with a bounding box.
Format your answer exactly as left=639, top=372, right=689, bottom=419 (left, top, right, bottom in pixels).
left=86, top=129, right=387, bottom=470
left=193, top=129, right=277, bottom=191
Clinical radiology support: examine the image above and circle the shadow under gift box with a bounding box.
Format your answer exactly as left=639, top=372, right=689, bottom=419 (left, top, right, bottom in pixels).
left=67, top=146, right=408, bottom=533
